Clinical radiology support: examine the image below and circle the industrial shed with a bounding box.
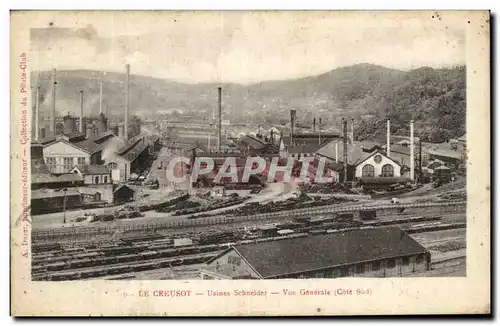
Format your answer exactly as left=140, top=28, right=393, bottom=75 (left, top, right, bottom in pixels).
left=200, top=227, right=430, bottom=280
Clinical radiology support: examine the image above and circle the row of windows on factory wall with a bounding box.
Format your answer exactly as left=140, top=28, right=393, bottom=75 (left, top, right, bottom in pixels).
left=274, top=254, right=427, bottom=279
left=45, top=157, right=86, bottom=171
left=362, top=164, right=394, bottom=177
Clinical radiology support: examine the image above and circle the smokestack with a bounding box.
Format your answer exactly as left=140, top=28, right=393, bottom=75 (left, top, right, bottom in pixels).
left=217, top=87, right=222, bottom=151
left=343, top=118, right=348, bottom=183
left=335, top=142, right=339, bottom=162
left=386, top=119, right=391, bottom=157
left=313, top=117, right=316, bottom=132
left=318, top=118, right=322, bottom=145
left=290, top=110, right=296, bottom=146
left=351, top=118, right=355, bottom=144
left=410, top=120, right=415, bottom=181
left=99, top=81, right=103, bottom=115
left=270, top=129, right=274, bottom=144
left=35, top=86, right=40, bottom=141
left=51, top=69, right=56, bottom=136
left=125, top=64, right=130, bottom=140
left=79, top=91, right=84, bottom=133
left=258, top=124, right=261, bottom=135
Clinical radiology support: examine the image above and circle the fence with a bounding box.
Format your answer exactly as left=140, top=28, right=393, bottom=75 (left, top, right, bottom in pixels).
left=32, top=200, right=466, bottom=242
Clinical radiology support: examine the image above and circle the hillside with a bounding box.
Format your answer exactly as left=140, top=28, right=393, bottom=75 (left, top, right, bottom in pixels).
left=31, top=64, right=465, bottom=142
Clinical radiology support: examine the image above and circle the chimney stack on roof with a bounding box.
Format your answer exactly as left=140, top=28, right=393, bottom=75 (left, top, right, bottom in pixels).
left=118, top=123, right=124, bottom=139
left=290, top=110, right=296, bottom=147
left=86, top=123, right=94, bottom=139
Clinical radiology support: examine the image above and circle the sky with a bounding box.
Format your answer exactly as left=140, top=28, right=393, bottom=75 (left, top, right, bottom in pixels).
left=28, top=11, right=466, bottom=84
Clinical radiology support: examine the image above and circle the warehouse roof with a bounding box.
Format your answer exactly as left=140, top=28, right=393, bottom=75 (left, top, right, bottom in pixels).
left=31, top=188, right=81, bottom=200
left=32, top=173, right=83, bottom=184
left=91, top=131, right=116, bottom=143
left=73, top=164, right=110, bottom=175
left=209, top=227, right=427, bottom=278
left=316, top=141, right=382, bottom=165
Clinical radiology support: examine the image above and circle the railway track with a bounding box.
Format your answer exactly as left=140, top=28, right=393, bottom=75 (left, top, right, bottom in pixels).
left=32, top=200, right=466, bottom=241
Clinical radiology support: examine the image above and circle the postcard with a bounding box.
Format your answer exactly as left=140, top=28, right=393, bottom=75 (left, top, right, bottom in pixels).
left=10, top=10, right=490, bottom=316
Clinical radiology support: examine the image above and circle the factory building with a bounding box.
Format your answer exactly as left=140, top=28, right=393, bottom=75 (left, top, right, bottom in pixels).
left=354, top=151, right=402, bottom=179
left=42, top=135, right=103, bottom=174
left=104, top=136, right=151, bottom=182
left=200, top=227, right=431, bottom=280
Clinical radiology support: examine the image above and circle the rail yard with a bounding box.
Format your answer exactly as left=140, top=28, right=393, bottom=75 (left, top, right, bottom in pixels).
left=32, top=193, right=466, bottom=281
left=29, top=64, right=469, bottom=280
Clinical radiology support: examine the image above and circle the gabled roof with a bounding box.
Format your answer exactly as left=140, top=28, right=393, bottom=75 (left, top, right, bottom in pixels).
left=316, top=141, right=382, bottom=166
left=427, top=144, right=462, bottom=160
left=44, top=138, right=102, bottom=155
left=74, top=139, right=103, bottom=154
left=113, top=184, right=135, bottom=194
left=209, top=227, right=428, bottom=278
left=91, top=131, right=116, bottom=143
left=356, top=150, right=402, bottom=168
left=73, top=164, right=110, bottom=175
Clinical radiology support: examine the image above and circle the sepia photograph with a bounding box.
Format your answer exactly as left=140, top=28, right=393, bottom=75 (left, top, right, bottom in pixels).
left=10, top=10, right=490, bottom=316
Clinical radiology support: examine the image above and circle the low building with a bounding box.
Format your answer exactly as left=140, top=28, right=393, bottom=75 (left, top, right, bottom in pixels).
left=113, top=184, right=135, bottom=205
left=426, top=142, right=464, bottom=170
left=70, top=164, right=112, bottom=185
left=200, top=227, right=431, bottom=279
left=31, top=173, right=84, bottom=190
left=31, top=188, right=82, bottom=215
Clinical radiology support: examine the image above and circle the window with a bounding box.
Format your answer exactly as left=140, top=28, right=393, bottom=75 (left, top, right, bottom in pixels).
left=216, top=261, right=220, bottom=273
left=103, top=176, right=108, bottom=183
left=372, top=261, right=381, bottom=271
left=94, top=176, right=99, bottom=184
left=355, top=264, right=365, bottom=274
left=362, top=164, right=375, bottom=177
left=77, top=157, right=86, bottom=165
left=387, top=259, right=396, bottom=269
left=374, top=155, right=382, bottom=164
left=381, top=164, right=394, bottom=177
left=108, top=162, right=117, bottom=169
left=46, top=157, right=56, bottom=171
left=63, top=157, right=73, bottom=171
left=402, top=257, right=410, bottom=266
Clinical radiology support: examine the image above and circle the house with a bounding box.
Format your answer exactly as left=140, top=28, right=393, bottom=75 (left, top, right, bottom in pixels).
left=200, top=227, right=431, bottom=279
left=70, top=164, right=112, bottom=185
left=42, top=135, right=103, bottom=174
